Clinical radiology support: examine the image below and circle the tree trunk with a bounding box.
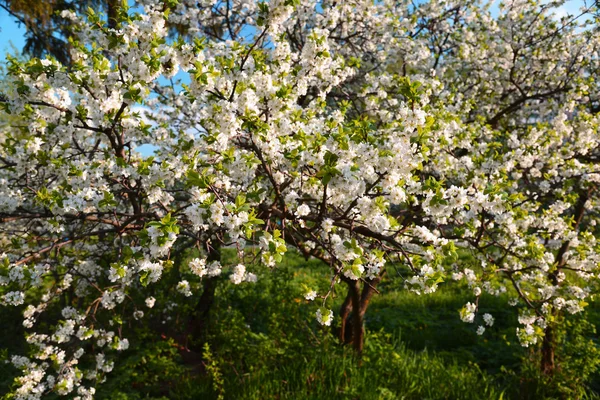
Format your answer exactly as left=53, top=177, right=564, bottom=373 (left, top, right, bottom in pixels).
left=541, top=324, right=556, bottom=376
left=337, top=289, right=354, bottom=343
left=193, top=276, right=218, bottom=340
left=349, top=280, right=365, bottom=354
left=338, top=273, right=384, bottom=355
left=191, top=243, right=221, bottom=345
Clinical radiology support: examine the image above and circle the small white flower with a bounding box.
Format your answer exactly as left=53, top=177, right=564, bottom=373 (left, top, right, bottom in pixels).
left=296, top=204, right=310, bottom=217
left=230, top=264, right=246, bottom=285
left=316, top=308, right=333, bottom=326
left=321, top=218, right=334, bottom=233
left=189, top=258, right=207, bottom=277
left=477, top=326, right=485, bottom=335
left=553, top=297, right=565, bottom=309
left=145, top=297, right=156, bottom=308
left=177, top=280, right=192, bottom=297
left=3, top=291, right=25, bottom=306
left=452, top=272, right=463, bottom=281
left=460, top=302, right=477, bottom=323
left=304, top=290, right=317, bottom=301
left=116, top=338, right=129, bottom=351
left=483, top=313, right=494, bottom=327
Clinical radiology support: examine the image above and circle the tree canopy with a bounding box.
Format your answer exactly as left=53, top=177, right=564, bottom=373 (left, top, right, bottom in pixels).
left=0, top=0, right=599, bottom=398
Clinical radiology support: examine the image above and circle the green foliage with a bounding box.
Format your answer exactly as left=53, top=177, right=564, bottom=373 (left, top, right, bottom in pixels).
left=95, top=330, right=209, bottom=400
left=202, top=343, right=225, bottom=400
left=505, top=315, right=600, bottom=400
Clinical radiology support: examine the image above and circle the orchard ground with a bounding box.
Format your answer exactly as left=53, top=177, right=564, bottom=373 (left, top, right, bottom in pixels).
left=3, top=249, right=599, bottom=400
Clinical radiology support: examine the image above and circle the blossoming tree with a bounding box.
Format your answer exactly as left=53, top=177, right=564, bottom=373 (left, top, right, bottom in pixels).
left=410, top=0, right=600, bottom=375
left=0, top=1, right=468, bottom=397
left=1, top=0, right=599, bottom=397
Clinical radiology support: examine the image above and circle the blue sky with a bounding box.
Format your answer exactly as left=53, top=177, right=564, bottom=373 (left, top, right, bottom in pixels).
left=0, top=10, right=26, bottom=63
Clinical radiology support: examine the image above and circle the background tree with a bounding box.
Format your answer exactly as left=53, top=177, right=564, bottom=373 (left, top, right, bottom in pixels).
left=411, top=0, right=600, bottom=377
left=0, top=0, right=118, bottom=65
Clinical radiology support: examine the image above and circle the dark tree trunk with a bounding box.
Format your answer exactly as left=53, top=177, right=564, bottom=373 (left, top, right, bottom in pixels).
left=337, top=289, right=354, bottom=343
left=541, top=324, right=556, bottom=375
left=190, top=244, right=220, bottom=346
left=349, top=280, right=365, bottom=354
left=536, top=190, right=590, bottom=376
left=193, top=275, right=218, bottom=340
left=338, top=273, right=384, bottom=355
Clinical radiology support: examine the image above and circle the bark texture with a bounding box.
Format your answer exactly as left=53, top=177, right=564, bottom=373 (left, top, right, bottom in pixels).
left=191, top=244, right=221, bottom=346
left=541, top=324, right=556, bottom=375
left=337, top=274, right=384, bottom=355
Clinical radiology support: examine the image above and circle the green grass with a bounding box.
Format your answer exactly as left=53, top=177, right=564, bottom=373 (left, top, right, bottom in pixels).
left=3, top=250, right=600, bottom=399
